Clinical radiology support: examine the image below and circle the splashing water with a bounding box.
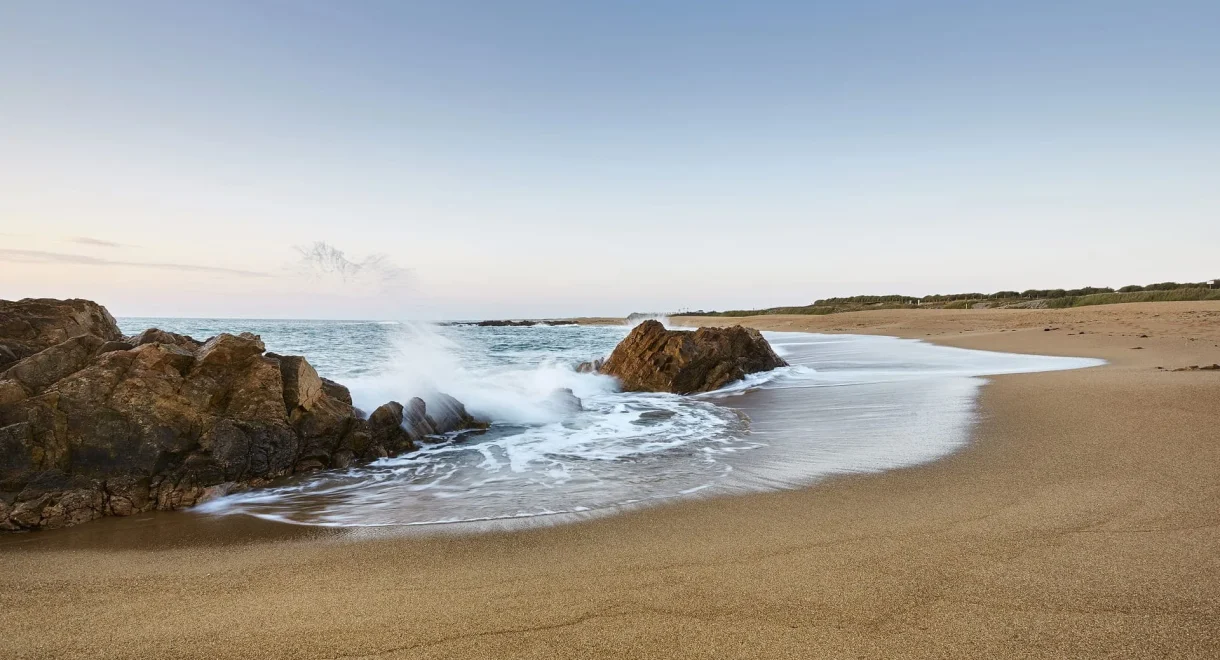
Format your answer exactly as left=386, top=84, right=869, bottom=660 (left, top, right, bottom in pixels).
left=118, top=317, right=1102, bottom=529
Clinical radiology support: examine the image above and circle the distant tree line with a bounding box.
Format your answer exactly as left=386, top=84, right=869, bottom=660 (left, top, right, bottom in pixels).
left=670, top=280, right=1217, bottom=317
left=814, top=282, right=1213, bottom=306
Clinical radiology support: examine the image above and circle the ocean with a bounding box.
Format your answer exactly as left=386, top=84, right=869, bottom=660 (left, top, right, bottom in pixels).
left=117, top=317, right=1103, bottom=530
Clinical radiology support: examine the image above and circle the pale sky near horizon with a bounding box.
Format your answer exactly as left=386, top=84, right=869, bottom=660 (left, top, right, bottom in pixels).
left=2, top=1, right=1217, bottom=320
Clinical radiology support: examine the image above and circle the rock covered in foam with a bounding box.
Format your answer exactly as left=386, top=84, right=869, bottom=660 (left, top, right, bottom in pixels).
left=600, top=320, right=787, bottom=394
left=545, top=388, right=583, bottom=413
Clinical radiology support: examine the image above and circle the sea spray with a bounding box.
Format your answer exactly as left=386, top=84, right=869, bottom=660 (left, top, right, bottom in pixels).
left=344, top=321, right=622, bottom=425
left=117, top=317, right=1101, bottom=529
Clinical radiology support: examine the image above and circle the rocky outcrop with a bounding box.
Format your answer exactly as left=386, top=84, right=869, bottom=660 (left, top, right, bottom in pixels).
left=0, top=298, right=485, bottom=531
left=599, top=320, right=787, bottom=394
left=472, top=319, right=577, bottom=327
left=0, top=298, right=122, bottom=369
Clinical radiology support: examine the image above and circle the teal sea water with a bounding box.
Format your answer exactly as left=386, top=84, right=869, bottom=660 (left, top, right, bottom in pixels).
left=117, top=318, right=1103, bottom=529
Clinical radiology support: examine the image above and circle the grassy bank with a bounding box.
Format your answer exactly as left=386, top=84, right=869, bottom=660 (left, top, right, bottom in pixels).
left=672, top=282, right=1220, bottom=318
left=1043, top=288, right=1220, bottom=308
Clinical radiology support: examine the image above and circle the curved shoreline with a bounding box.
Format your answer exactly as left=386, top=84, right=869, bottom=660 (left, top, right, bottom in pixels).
left=2, top=302, right=1218, bottom=658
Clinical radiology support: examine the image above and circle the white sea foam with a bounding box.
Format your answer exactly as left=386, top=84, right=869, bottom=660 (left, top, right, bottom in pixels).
left=345, top=321, right=622, bottom=425
left=169, top=320, right=1102, bottom=530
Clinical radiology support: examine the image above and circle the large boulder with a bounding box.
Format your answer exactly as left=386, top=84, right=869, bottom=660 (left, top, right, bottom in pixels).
left=0, top=298, right=484, bottom=531
left=0, top=298, right=122, bottom=369
left=600, top=320, right=787, bottom=394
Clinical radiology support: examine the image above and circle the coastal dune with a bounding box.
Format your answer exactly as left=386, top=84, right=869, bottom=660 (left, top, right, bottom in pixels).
left=2, top=302, right=1218, bottom=658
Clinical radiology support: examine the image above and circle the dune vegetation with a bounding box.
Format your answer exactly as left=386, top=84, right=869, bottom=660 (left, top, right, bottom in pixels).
left=672, top=282, right=1220, bottom=317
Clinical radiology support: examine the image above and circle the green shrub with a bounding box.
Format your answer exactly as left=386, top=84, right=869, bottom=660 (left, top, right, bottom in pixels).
left=673, top=282, right=1218, bottom=317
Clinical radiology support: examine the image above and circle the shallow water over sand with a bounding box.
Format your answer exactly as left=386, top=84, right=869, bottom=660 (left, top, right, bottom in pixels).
left=106, top=319, right=1101, bottom=531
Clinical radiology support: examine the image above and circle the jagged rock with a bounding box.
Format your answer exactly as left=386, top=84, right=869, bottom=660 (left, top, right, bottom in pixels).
left=404, top=397, right=437, bottom=440
left=96, top=340, right=135, bottom=355
left=575, top=358, right=604, bottom=374
left=268, top=353, right=324, bottom=414
left=600, top=320, right=787, bottom=394
left=428, top=392, right=485, bottom=433
left=475, top=319, right=575, bottom=327
left=1, top=334, right=106, bottom=392
left=320, top=377, right=352, bottom=405
left=0, top=345, right=17, bottom=369
left=0, top=298, right=122, bottom=369
left=130, top=328, right=201, bottom=350
left=0, top=297, right=485, bottom=531
left=0, top=379, right=27, bottom=405
left=103, top=475, right=152, bottom=516
left=363, top=393, right=485, bottom=457
left=366, top=401, right=413, bottom=458
left=0, top=421, right=35, bottom=490
left=476, top=319, right=533, bottom=327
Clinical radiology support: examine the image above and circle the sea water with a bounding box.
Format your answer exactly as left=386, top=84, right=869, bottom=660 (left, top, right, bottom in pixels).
left=117, top=318, right=1103, bottom=529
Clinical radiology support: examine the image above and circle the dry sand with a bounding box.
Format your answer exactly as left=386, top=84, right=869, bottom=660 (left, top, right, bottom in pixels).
left=2, top=301, right=1218, bottom=659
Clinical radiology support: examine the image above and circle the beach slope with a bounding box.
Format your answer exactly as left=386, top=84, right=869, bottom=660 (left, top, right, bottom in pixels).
left=2, top=302, right=1218, bottom=658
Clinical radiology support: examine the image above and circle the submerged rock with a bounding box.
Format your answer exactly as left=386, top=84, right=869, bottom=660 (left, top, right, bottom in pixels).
left=600, top=320, right=787, bottom=394
left=545, top=388, right=583, bottom=413
left=0, top=297, right=485, bottom=531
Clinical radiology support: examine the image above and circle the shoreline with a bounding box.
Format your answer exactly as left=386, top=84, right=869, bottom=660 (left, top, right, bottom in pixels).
left=2, top=301, right=1218, bottom=658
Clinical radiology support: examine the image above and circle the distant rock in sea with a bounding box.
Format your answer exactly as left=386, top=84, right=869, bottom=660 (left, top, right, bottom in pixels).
left=465, top=319, right=578, bottom=327
left=0, top=297, right=486, bottom=532
left=574, top=358, right=604, bottom=374
left=599, top=320, right=787, bottom=394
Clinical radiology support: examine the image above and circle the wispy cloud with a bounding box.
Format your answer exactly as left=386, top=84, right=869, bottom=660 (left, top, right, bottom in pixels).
left=67, top=236, right=125, bottom=248
left=0, top=249, right=271, bottom=278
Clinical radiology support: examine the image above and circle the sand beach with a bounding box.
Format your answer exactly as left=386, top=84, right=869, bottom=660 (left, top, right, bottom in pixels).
left=2, top=301, right=1218, bottom=659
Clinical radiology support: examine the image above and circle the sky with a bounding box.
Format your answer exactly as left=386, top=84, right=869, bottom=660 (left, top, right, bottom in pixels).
left=1, top=0, right=1217, bottom=319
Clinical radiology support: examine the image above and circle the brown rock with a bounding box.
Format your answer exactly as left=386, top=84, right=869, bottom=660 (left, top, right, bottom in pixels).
left=130, top=328, right=201, bottom=350
left=428, top=392, right=485, bottom=434
left=321, top=377, right=352, bottom=405
left=0, top=344, right=18, bottom=369
left=367, top=401, right=415, bottom=457
left=0, top=298, right=122, bottom=367
left=403, top=397, right=437, bottom=440
left=1, top=334, right=106, bottom=392
left=96, top=340, right=135, bottom=355
left=600, top=320, right=787, bottom=394
left=0, top=421, right=36, bottom=490
left=268, top=353, right=324, bottom=414
left=0, top=379, right=28, bottom=405
left=0, top=298, right=488, bottom=531
left=104, top=476, right=152, bottom=516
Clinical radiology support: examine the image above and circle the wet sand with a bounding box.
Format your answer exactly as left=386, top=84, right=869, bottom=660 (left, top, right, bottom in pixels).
left=2, top=301, right=1218, bottom=659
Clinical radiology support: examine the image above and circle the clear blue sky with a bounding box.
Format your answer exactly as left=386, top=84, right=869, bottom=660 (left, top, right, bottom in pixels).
left=1, top=1, right=1217, bottom=319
